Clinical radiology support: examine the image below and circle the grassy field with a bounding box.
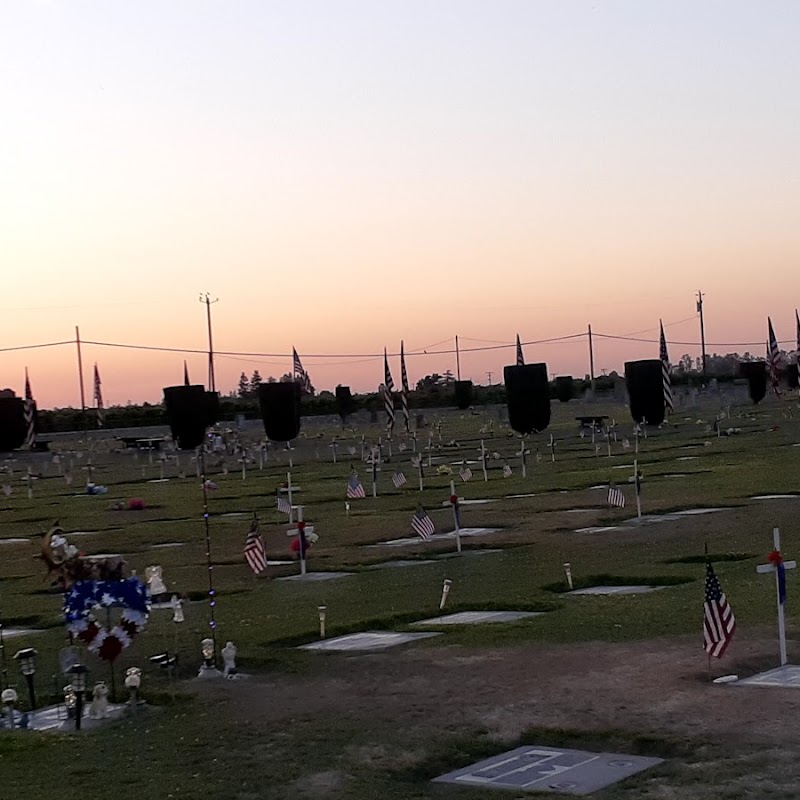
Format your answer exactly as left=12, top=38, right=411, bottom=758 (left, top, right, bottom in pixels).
left=2, top=393, right=800, bottom=798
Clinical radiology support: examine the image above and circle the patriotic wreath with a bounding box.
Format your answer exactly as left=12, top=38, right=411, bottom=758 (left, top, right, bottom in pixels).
left=64, top=578, right=150, bottom=662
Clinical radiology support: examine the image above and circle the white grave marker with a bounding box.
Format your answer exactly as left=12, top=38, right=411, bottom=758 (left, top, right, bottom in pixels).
left=756, top=527, right=796, bottom=666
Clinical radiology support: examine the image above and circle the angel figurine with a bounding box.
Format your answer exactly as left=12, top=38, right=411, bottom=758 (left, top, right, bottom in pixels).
left=145, top=565, right=168, bottom=599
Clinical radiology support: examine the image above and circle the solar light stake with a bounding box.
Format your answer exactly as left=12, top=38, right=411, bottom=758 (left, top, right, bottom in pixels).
left=439, top=579, right=453, bottom=610
left=563, top=563, right=573, bottom=591
left=67, top=664, right=88, bottom=730
left=13, top=648, right=37, bottom=709
left=318, top=605, right=327, bottom=639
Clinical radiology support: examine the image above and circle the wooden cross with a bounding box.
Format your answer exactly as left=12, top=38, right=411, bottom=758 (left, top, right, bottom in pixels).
left=756, top=527, right=797, bottom=666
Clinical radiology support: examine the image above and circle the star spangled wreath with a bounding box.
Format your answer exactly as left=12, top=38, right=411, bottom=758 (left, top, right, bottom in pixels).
left=64, top=578, right=150, bottom=662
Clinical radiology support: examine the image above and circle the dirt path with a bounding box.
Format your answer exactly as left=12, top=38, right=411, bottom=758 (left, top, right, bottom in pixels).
left=195, top=633, right=800, bottom=798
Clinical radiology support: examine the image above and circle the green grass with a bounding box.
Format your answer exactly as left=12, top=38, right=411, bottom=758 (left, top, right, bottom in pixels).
left=2, top=397, right=800, bottom=797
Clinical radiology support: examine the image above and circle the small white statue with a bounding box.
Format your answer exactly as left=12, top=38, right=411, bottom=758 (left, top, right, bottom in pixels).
left=88, top=682, right=109, bottom=719
left=221, top=641, right=237, bottom=678
left=170, top=594, right=185, bottom=623
left=145, top=565, right=167, bottom=597
left=124, top=667, right=142, bottom=707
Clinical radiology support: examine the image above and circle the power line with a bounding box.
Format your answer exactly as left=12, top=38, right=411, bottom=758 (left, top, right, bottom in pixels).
left=0, top=328, right=792, bottom=360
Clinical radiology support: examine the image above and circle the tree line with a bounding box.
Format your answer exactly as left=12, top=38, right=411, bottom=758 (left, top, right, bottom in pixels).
left=29, top=352, right=782, bottom=434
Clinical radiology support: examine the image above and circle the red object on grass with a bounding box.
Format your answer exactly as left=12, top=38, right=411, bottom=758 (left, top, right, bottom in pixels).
left=128, top=498, right=146, bottom=511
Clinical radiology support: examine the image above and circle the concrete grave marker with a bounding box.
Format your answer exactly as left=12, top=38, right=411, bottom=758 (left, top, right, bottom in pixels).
left=414, top=611, right=544, bottom=626
left=300, top=631, right=440, bottom=651
left=434, top=745, right=663, bottom=795
left=277, top=572, right=353, bottom=582
left=567, top=585, right=667, bottom=596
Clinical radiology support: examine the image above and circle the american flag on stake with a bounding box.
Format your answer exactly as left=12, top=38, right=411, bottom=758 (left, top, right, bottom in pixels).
left=704, top=560, right=736, bottom=658
left=459, top=465, right=473, bottom=482
left=392, top=471, right=407, bottom=489
left=659, top=320, right=673, bottom=413
left=293, top=348, right=312, bottom=394
left=411, top=507, right=435, bottom=540
left=767, top=317, right=781, bottom=395
left=93, top=364, right=104, bottom=428
left=277, top=496, right=292, bottom=515
left=400, top=341, right=410, bottom=432
left=383, top=348, right=395, bottom=433
left=515, top=334, right=525, bottom=366
left=23, top=369, right=35, bottom=449
left=346, top=472, right=366, bottom=499
left=607, top=484, right=626, bottom=508
left=244, top=517, right=268, bottom=574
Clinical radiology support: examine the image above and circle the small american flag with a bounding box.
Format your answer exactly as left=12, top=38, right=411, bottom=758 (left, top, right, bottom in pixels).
left=244, top=518, right=267, bottom=574
left=704, top=561, right=736, bottom=658
left=392, top=471, right=407, bottom=488
left=346, top=472, right=366, bottom=499
left=459, top=466, right=473, bottom=482
left=503, top=464, right=512, bottom=478
left=767, top=317, right=782, bottom=395
left=607, top=485, right=626, bottom=508
left=411, top=507, right=435, bottom=539
left=515, top=333, right=524, bottom=366
left=659, top=320, right=673, bottom=413
left=293, top=347, right=312, bottom=394
left=94, top=364, right=104, bottom=428
left=277, top=496, right=292, bottom=515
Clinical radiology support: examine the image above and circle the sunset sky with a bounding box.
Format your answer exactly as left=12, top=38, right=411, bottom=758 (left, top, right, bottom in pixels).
left=1, top=1, right=799, bottom=408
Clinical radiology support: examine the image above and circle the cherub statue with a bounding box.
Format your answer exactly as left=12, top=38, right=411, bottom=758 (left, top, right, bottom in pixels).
left=221, top=641, right=237, bottom=678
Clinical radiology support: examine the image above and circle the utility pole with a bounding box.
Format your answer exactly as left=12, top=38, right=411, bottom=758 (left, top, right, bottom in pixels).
left=696, top=290, right=707, bottom=377
left=486, top=371, right=493, bottom=386
left=200, top=293, right=218, bottom=392
left=455, top=335, right=461, bottom=381
left=587, top=324, right=595, bottom=392
left=75, top=325, right=86, bottom=411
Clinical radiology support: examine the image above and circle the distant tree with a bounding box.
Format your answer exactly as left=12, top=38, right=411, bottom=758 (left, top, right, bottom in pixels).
left=250, top=371, right=263, bottom=393
left=416, top=374, right=447, bottom=392
left=237, top=372, right=250, bottom=398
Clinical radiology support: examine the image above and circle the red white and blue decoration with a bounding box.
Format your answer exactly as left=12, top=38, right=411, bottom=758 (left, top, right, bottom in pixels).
left=64, top=578, right=150, bottom=662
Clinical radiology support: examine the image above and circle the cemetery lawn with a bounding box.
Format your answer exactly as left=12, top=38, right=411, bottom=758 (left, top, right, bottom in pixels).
left=3, top=397, right=800, bottom=798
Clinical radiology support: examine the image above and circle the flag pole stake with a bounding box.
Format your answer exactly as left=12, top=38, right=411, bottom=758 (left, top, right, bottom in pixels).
left=450, top=480, right=462, bottom=554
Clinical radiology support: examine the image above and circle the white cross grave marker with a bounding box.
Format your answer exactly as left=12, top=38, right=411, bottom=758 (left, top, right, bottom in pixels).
left=756, top=527, right=796, bottom=666
left=518, top=438, right=527, bottom=478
